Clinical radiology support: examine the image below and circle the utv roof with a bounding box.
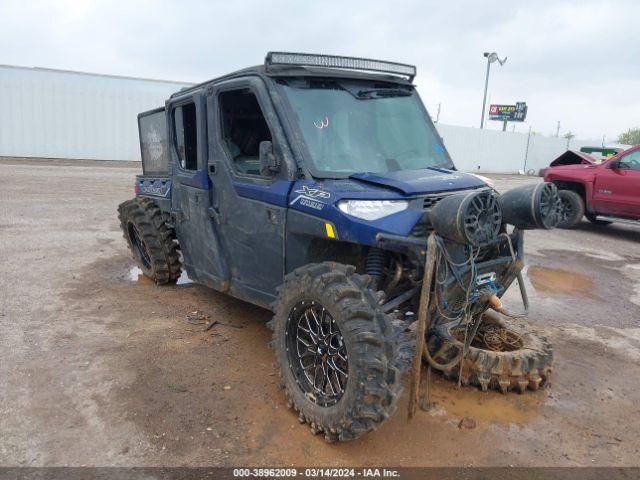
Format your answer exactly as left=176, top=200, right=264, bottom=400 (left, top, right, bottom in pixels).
left=171, top=52, right=416, bottom=99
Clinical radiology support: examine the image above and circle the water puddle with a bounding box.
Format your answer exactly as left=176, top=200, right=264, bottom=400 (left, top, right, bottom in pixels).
left=427, top=376, right=545, bottom=427
left=128, top=266, right=192, bottom=285
left=527, top=266, right=595, bottom=298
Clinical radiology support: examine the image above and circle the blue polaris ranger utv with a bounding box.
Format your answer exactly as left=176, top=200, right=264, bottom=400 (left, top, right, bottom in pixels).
left=119, top=52, right=559, bottom=442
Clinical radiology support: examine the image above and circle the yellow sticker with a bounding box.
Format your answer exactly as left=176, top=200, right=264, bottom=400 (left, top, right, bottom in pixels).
left=325, top=223, right=336, bottom=239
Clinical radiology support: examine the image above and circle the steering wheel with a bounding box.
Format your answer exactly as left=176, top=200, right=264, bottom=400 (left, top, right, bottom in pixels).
left=624, top=158, right=640, bottom=170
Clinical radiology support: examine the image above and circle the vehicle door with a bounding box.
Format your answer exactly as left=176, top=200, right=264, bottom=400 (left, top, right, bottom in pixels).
left=592, top=147, right=640, bottom=217
left=169, top=92, right=230, bottom=290
left=206, top=77, right=294, bottom=307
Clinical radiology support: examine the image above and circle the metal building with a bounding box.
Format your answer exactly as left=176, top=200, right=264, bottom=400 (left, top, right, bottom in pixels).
left=0, top=64, right=191, bottom=161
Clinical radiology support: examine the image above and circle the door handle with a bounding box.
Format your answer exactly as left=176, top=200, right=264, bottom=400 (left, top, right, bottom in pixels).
left=266, top=208, right=279, bottom=225
left=208, top=206, right=224, bottom=225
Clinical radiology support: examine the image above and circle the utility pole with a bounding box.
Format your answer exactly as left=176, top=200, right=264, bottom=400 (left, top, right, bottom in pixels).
left=435, top=103, right=441, bottom=123
left=523, top=125, right=532, bottom=173
left=555, top=121, right=560, bottom=137
left=480, top=57, right=491, bottom=129
left=480, top=52, right=507, bottom=129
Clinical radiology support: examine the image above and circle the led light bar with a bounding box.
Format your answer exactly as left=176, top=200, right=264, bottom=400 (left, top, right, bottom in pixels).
left=265, top=52, right=416, bottom=80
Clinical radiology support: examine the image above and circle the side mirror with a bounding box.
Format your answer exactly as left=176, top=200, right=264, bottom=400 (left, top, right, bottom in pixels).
left=608, top=160, right=620, bottom=169
left=259, top=141, right=279, bottom=176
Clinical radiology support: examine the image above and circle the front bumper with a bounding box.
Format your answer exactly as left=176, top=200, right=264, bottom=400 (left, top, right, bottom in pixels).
left=433, top=231, right=524, bottom=322
left=377, top=229, right=524, bottom=319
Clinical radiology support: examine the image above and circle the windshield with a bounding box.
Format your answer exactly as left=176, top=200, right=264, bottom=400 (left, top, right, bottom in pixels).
left=278, top=78, right=453, bottom=177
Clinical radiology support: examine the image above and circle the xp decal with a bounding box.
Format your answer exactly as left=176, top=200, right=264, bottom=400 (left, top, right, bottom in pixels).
left=294, top=186, right=331, bottom=199
left=290, top=185, right=331, bottom=211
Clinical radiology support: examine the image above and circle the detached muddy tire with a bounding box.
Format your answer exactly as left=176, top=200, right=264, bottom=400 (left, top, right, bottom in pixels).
left=426, top=313, right=552, bottom=394
left=270, top=262, right=402, bottom=442
left=118, top=197, right=181, bottom=284
left=557, top=190, right=584, bottom=229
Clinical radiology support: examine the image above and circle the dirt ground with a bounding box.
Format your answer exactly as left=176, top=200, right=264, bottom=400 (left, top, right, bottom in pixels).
left=1, top=158, right=639, bottom=467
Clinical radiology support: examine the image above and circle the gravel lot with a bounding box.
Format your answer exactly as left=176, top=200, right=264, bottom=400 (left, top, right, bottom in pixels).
left=1, top=158, right=639, bottom=467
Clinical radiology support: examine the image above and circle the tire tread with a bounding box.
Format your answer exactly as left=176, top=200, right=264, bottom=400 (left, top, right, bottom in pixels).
left=271, top=262, right=402, bottom=442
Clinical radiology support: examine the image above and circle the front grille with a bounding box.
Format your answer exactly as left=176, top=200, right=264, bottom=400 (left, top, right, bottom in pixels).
left=410, top=221, right=431, bottom=238
left=412, top=188, right=490, bottom=238
left=420, top=187, right=489, bottom=210
left=422, top=194, right=449, bottom=209
left=410, top=194, right=451, bottom=238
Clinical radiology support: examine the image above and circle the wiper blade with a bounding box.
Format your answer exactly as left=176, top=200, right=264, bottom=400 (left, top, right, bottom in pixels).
left=357, top=88, right=412, bottom=99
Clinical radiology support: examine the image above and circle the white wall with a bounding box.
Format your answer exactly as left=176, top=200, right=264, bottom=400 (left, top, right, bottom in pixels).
left=0, top=65, right=612, bottom=172
left=436, top=123, right=605, bottom=174
left=0, top=65, right=190, bottom=161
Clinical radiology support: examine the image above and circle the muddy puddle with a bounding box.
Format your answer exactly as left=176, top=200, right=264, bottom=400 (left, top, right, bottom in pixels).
left=425, top=375, right=546, bottom=427
left=128, top=266, right=192, bottom=285
left=527, top=266, right=595, bottom=298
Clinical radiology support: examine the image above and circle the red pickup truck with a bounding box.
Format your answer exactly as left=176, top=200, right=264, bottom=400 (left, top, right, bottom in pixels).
left=544, top=145, right=640, bottom=228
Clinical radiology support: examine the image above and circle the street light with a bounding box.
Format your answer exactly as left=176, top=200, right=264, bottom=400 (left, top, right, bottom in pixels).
left=480, top=51, right=507, bottom=129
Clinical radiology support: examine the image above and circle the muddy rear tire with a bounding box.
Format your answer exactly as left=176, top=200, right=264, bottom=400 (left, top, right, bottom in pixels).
left=557, top=190, right=584, bottom=229
left=118, top=198, right=181, bottom=284
left=270, top=262, right=402, bottom=442
left=426, top=313, right=553, bottom=393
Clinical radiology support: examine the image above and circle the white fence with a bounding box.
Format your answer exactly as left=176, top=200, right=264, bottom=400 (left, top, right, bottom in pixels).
left=0, top=64, right=610, bottom=172
left=436, top=123, right=603, bottom=174
left=0, top=65, right=189, bottom=162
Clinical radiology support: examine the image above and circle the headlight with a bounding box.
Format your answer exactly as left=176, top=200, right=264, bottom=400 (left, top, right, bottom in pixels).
left=337, top=200, right=409, bottom=220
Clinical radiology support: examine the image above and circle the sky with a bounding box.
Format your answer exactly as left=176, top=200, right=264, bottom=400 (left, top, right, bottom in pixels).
left=2, top=0, right=638, bottom=141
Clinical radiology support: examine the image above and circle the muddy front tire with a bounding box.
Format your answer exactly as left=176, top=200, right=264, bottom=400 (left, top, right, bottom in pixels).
left=270, top=262, right=402, bottom=442
left=118, top=198, right=181, bottom=284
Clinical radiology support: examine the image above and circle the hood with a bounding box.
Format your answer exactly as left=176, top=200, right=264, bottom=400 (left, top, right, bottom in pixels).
left=549, top=150, right=596, bottom=167
left=349, top=168, right=486, bottom=195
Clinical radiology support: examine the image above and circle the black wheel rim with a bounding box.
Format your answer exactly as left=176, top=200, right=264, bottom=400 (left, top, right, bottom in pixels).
left=286, top=301, right=348, bottom=407
left=464, top=192, right=501, bottom=245
left=127, top=222, right=152, bottom=269
left=559, top=197, right=572, bottom=222
left=538, top=183, right=561, bottom=228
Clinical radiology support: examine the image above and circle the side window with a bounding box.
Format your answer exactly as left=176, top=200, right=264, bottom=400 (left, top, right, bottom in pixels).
left=173, top=102, right=198, bottom=170
left=619, top=150, right=640, bottom=171
left=218, top=88, right=272, bottom=176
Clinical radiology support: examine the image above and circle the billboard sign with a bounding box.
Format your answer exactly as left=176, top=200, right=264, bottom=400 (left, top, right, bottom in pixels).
left=489, top=102, right=527, bottom=122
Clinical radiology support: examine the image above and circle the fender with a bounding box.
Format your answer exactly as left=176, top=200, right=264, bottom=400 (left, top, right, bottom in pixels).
left=544, top=168, right=597, bottom=203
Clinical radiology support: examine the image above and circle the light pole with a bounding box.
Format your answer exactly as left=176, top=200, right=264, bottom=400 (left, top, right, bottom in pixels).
left=480, top=51, right=507, bottom=129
